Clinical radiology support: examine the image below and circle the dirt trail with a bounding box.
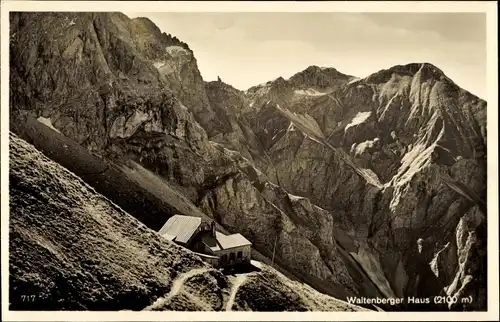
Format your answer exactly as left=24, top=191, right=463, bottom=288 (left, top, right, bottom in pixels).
left=144, top=267, right=213, bottom=310
left=225, top=274, right=250, bottom=311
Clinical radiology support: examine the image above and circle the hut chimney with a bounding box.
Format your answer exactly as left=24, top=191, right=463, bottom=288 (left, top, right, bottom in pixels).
left=211, top=221, right=216, bottom=237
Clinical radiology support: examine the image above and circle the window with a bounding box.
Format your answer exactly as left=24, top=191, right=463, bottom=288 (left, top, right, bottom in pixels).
left=237, top=251, right=243, bottom=259
left=229, top=252, right=235, bottom=261
left=221, top=254, right=227, bottom=262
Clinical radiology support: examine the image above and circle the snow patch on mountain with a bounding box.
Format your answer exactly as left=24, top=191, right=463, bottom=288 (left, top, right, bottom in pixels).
left=345, top=111, right=372, bottom=132
left=37, top=117, right=61, bottom=134
left=153, top=61, right=165, bottom=69
left=294, top=88, right=328, bottom=97
left=350, top=242, right=398, bottom=299
left=288, top=193, right=306, bottom=201
left=352, top=138, right=380, bottom=156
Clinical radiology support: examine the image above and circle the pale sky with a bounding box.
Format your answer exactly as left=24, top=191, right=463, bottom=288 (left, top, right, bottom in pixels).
left=125, top=12, right=486, bottom=98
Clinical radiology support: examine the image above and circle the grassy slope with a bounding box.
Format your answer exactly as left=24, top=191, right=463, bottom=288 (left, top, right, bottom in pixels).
left=12, top=117, right=180, bottom=231
left=9, top=133, right=367, bottom=311
left=234, top=264, right=366, bottom=312
left=9, top=132, right=211, bottom=310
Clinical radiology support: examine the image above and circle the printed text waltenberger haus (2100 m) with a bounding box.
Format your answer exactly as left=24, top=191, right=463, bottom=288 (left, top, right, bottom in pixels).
left=346, top=295, right=474, bottom=306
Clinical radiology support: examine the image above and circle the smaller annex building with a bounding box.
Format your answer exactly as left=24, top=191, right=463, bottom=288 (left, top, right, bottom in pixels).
left=158, top=215, right=252, bottom=268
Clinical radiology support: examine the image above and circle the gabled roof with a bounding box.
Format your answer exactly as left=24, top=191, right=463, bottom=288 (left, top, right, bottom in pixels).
left=201, top=231, right=252, bottom=252
left=215, top=231, right=252, bottom=249
left=158, top=215, right=201, bottom=244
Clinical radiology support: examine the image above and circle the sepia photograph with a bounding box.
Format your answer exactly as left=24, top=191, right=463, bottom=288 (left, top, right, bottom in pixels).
left=1, top=1, right=498, bottom=320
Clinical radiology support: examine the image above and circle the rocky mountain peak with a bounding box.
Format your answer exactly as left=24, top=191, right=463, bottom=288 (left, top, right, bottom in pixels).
left=288, top=65, right=351, bottom=89
left=363, top=62, right=447, bottom=85
left=274, top=76, right=287, bottom=83
left=131, top=16, right=163, bottom=36
left=131, top=17, right=191, bottom=53
left=269, top=76, right=292, bottom=91
left=303, top=65, right=342, bottom=75
left=246, top=76, right=288, bottom=92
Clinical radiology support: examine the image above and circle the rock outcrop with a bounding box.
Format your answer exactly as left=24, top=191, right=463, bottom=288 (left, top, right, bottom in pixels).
left=9, top=12, right=487, bottom=311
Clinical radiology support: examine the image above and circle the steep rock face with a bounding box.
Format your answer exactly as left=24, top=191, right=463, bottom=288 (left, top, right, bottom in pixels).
left=206, top=62, right=487, bottom=309
left=130, top=17, right=217, bottom=135
left=260, top=63, right=486, bottom=210
left=198, top=145, right=360, bottom=298
left=337, top=63, right=486, bottom=183
left=250, top=65, right=486, bottom=309
left=9, top=12, right=487, bottom=311
left=241, top=67, right=354, bottom=149
left=245, top=76, right=295, bottom=111
left=204, top=81, right=270, bottom=170
left=9, top=12, right=214, bottom=200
